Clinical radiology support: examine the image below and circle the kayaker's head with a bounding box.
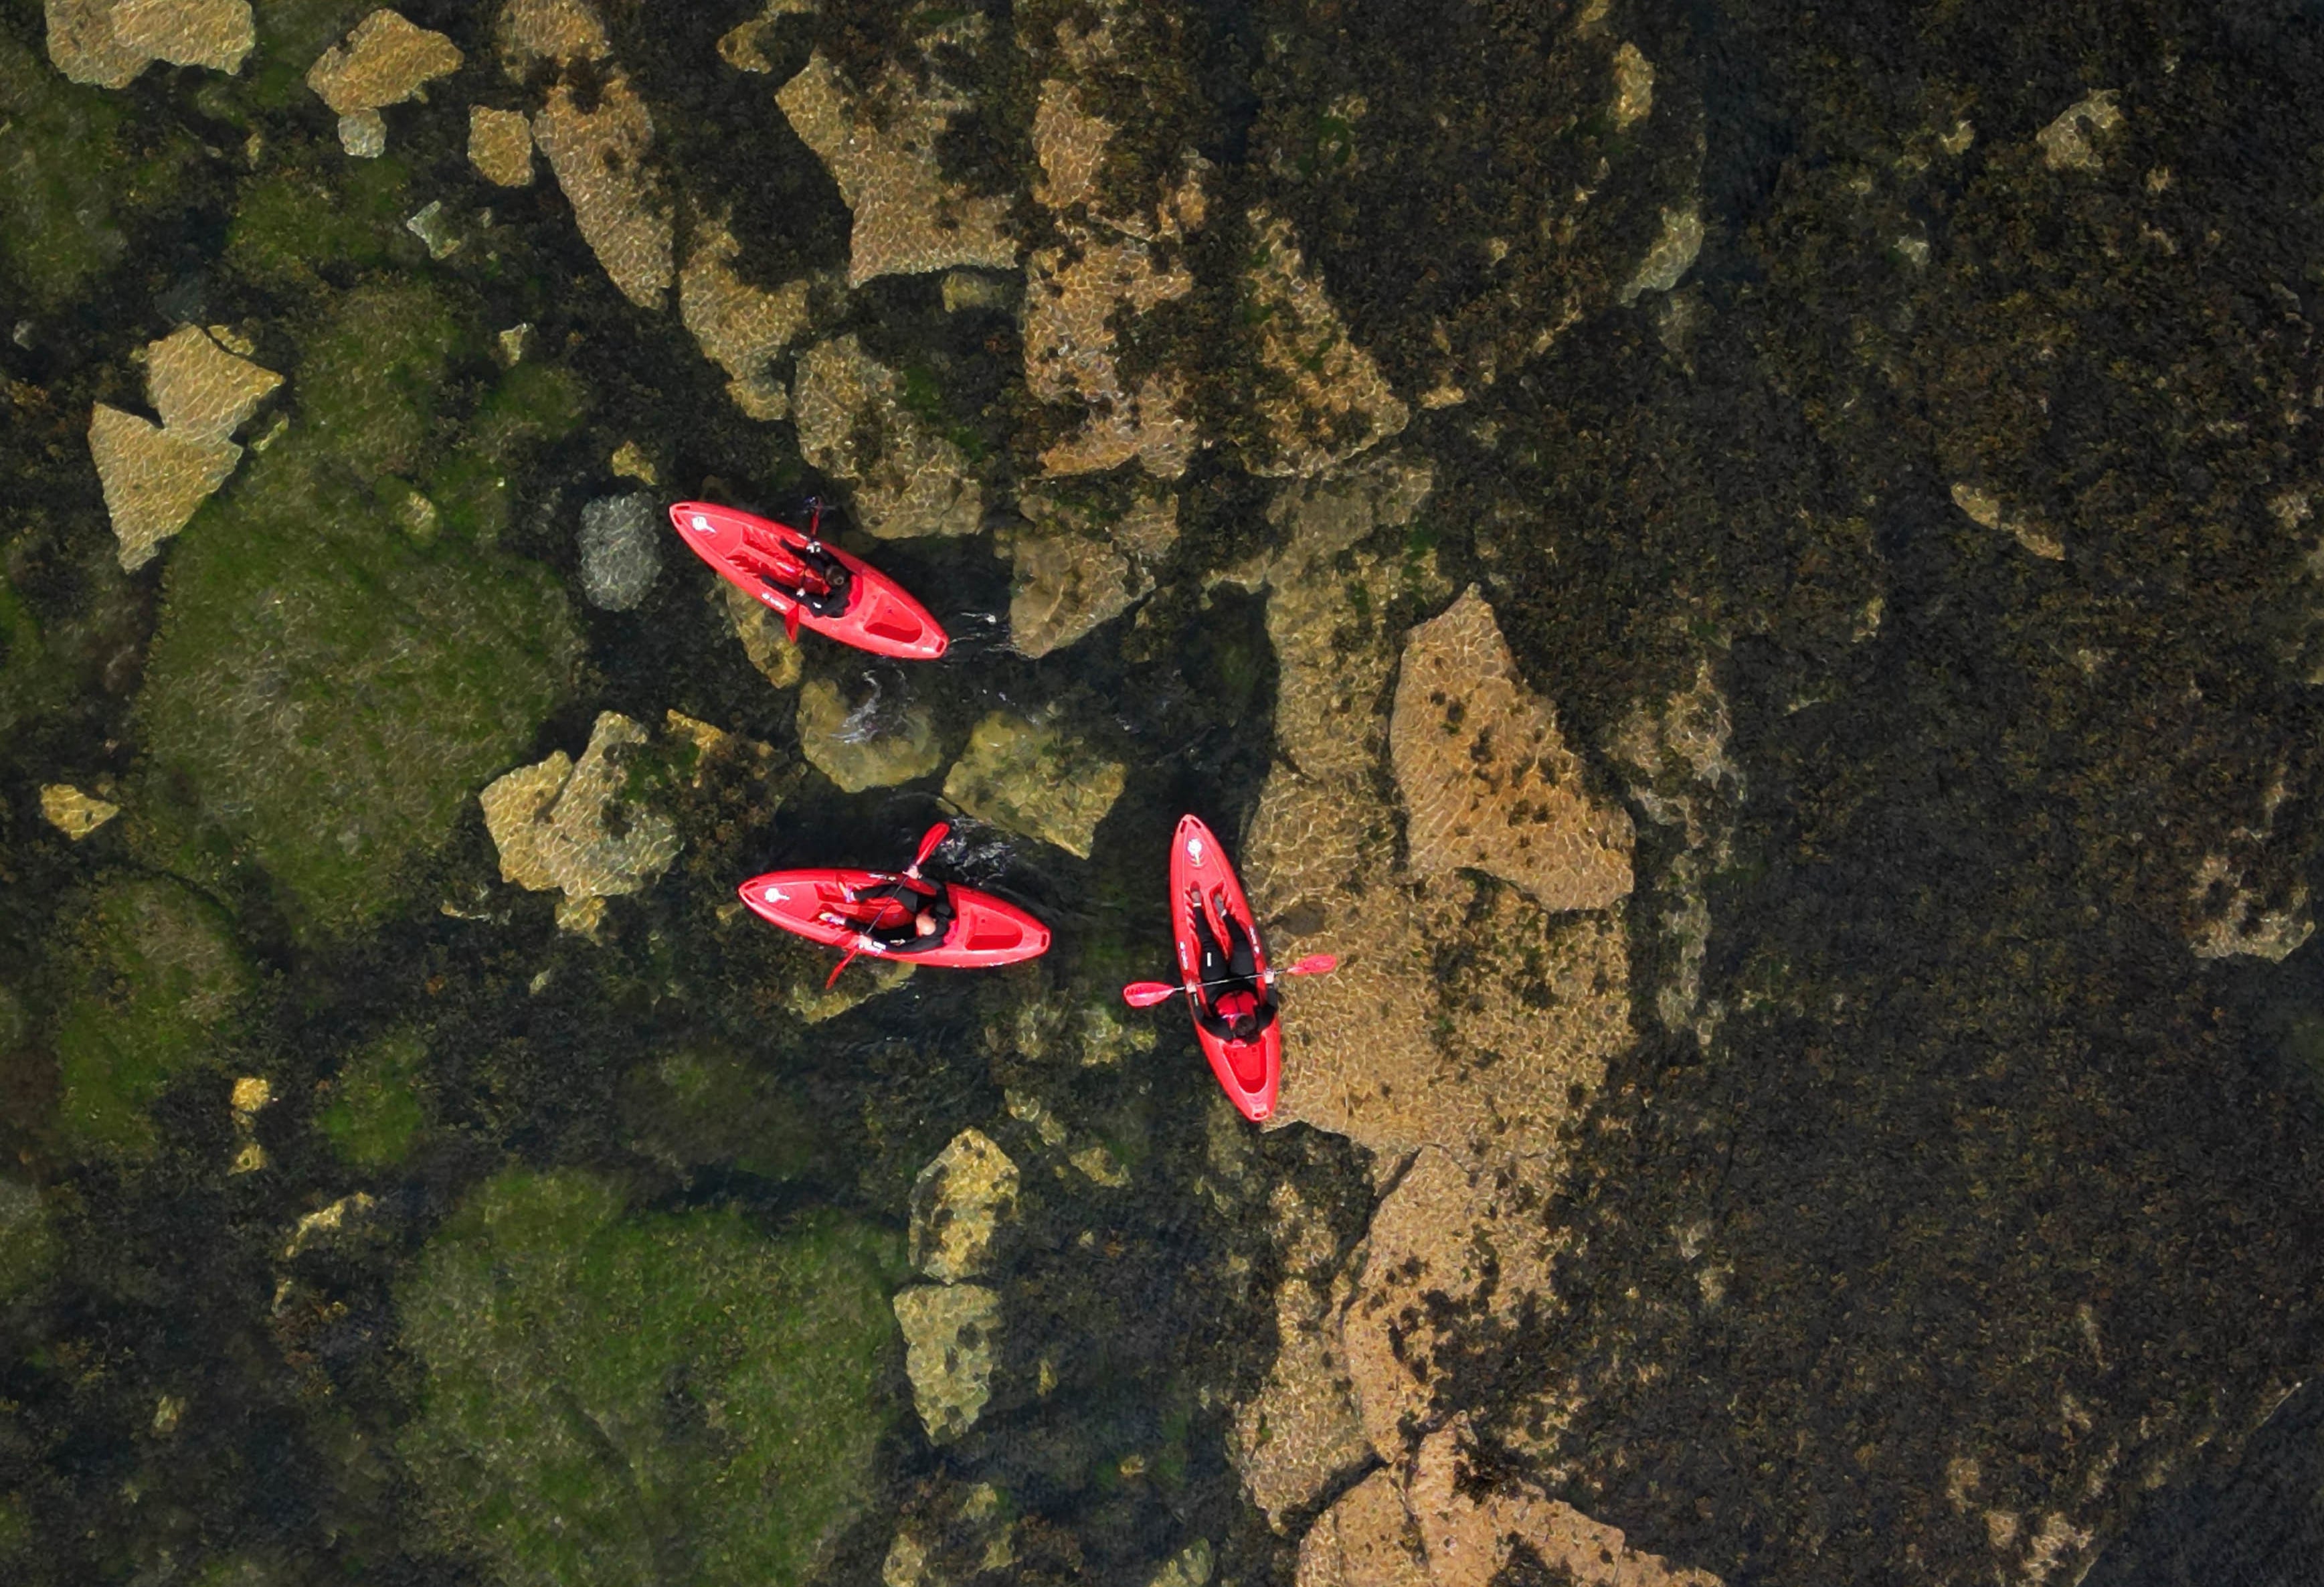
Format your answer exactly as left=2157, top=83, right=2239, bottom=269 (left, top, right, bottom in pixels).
left=1219, top=987, right=1262, bottom=1042
left=914, top=908, right=941, bottom=939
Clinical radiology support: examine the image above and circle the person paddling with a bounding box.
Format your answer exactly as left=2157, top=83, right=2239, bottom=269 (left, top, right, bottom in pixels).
left=739, top=821, right=1049, bottom=985
left=753, top=497, right=851, bottom=619
left=806, top=821, right=962, bottom=977
left=1119, top=815, right=1336, bottom=1123
left=1187, top=888, right=1275, bottom=1045
left=841, top=870, right=956, bottom=954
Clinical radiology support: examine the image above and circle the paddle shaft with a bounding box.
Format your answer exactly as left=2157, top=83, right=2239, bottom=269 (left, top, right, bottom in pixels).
left=1122, top=955, right=1336, bottom=1007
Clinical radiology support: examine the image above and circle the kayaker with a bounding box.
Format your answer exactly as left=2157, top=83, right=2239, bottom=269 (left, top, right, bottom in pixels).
left=772, top=500, right=852, bottom=617
left=1188, top=889, right=1275, bottom=1044
left=848, top=873, right=956, bottom=952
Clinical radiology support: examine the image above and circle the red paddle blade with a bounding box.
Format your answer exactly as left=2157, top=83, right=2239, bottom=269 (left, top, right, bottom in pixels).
left=908, top=821, right=950, bottom=875
left=1289, top=953, right=1338, bottom=976
left=1122, top=981, right=1183, bottom=1009
left=824, top=946, right=861, bottom=989
left=784, top=604, right=801, bottom=643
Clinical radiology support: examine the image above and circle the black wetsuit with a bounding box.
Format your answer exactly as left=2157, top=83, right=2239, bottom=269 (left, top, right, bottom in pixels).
left=792, top=541, right=853, bottom=618
left=855, top=876, right=955, bottom=954
left=1189, top=900, right=1276, bottom=1043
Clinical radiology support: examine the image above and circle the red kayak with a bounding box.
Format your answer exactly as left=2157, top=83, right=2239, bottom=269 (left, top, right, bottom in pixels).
left=1120, top=815, right=1336, bottom=1122
left=738, top=824, right=1048, bottom=981
left=1168, top=816, right=1281, bottom=1120
left=669, top=499, right=948, bottom=660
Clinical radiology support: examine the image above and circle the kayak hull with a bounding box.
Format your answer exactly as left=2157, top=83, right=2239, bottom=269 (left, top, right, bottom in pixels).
left=737, top=869, right=1050, bottom=969
left=668, top=501, right=949, bottom=660
left=1170, top=814, right=1281, bottom=1122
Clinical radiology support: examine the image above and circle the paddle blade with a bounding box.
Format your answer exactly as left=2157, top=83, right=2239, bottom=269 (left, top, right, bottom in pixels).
left=908, top=821, right=950, bottom=875
left=784, top=603, right=801, bottom=644
left=824, top=946, right=861, bottom=989
left=1122, top=981, right=1184, bottom=1009
left=1289, top=953, right=1338, bottom=977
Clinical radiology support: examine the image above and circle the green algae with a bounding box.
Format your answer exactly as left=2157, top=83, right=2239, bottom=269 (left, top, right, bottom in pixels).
left=0, top=25, right=195, bottom=307
left=226, top=159, right=417, bottom=294
left=0, top=1179, right=52, bottom=1300
left=0, top=564, right=67, bottom=738
left=48, top=877, right=250, bottom=1159
left=317, top=1026, right=426, bottom=1167
left=130, top=279, right=582, bottom=938
left=246, top=0, right=383, bottom=109
left=398, top=1169, right=903, bottom=1587
left=296, top=278, right=461, bottom=477
left=621, top=1045, right=821, bottom=1183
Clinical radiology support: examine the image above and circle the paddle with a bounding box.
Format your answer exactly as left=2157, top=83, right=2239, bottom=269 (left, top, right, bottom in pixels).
left=905, top=820, right=950, bottom=878
left=826, top=823, right=951, bottom=987
left=1120, top=954, right=1339, bottom=1008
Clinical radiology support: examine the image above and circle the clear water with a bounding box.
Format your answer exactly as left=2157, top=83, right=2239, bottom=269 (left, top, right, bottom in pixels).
left=7, top=1, right=2324, bottom=1585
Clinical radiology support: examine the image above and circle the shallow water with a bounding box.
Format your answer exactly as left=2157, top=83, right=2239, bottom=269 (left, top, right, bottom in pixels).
left=9, top=1, right=2324, bottom=1584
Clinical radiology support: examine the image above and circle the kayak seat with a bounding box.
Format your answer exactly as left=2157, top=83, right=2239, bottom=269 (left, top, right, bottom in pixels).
left=854, top=878, right=956, bottom=953
left=740, top=525, right=855, bottom=617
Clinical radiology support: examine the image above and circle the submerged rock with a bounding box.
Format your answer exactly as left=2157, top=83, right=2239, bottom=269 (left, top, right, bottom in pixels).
left=796, top=675, right=943, bottom=791
left=1389, top=588, right=1633, bottom=911
left=577, top=491, right=661, bottom=610
left=1023, top=233, right=1196, bottom=479
left=91, top=323, right=282, bottom=570
left=499, top=0, right=673, bottom=309
left=1299, top=1424, right=1722, bottom=1587
left=1236, top=456, right=1633, bottom=1160
left=401, top=1171, right=900, bottom=1587
left=894, top=1282, right=1000, bottom=1444
left=776, top=40, right=1016, bottom=286
left=39, top=783, right=120, bottom=839
left=1950, top=479, right=2064, bottom=560
left=146, top=321, right=280, bottom=438
left=2189, top=845, right=2315, bottom=963
left=942, top=709, right=1126, bottom=859
left=50, top=877, right=250, bottom=1157
left=46, top=0, right=253, bottom=88
left=882, top=1481, right=1018, bottom=1587
left=480, top=711, right=681, bottom=915
left=337, top=109, right=386, bottom=157
left=717, top=0, right=814, bottom=74
left=281, top=1191, right=377, bottom=1260
left=909, top=1129, right=1018, bottom=1283
left=1017, top=18, right=1209, bottom=479
left=1007, top=482, right=1177, bottom=657
left=715, top=580, right=804, bottom=687
left=305, top=9, right=461, bottom=157
left=129, top=284, right=581, bottom=938
left=1242, top=210, right=1407, bottom=477
left=721, top=580, right=804, bottom=689
left=1337, top=1149, right=1566, bottom=1463
left=1616, top=202, right=1705, bottom=305
left=1148, top=1541, right=1215, bottom=1587
left=2037, top=88, right=2122, bottom=172
left=467, top=105, right=534, bottom=186
left=793, top=335, right=983, bottom=538
left=1236, top=1185, right=1372, bottom=1525
left=88, top=411, right=240, bottom=570
left=786, top=955, right=913, bottom=1024
left=680, top=209, right=813, bottom=421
